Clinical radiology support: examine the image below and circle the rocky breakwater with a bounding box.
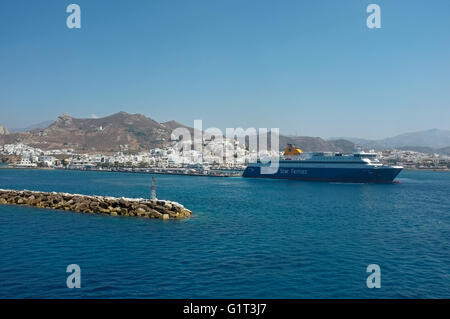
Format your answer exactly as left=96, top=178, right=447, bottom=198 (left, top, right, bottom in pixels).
left=0, top=189, right=192, bottom=220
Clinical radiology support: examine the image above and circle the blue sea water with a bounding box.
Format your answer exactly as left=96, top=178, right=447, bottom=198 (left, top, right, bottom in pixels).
left=0, top=169, right=449, bottom=298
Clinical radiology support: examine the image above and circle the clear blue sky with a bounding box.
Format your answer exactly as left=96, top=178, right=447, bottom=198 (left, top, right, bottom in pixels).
left=1, top=0, right=449, bottom=139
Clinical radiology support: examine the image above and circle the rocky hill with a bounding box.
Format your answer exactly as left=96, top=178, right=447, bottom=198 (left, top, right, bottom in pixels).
left=279, top=135, right=354, bottom=153
left=0, top=112, right=174, bottom=152
left=0, top=112, right=355, bottom=153
left=161, top=120, right=197, bottom=136
left=247, top=132, right=355, bottom=153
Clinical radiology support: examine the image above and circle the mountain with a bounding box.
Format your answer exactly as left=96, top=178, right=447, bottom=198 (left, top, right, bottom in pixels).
left=382, top=129, right=450, bottom=149
left=0, top=112, right=175, bottom=152
left=334, top=129, right=450, bottom=153
left=246, top=132, right=355, bottom=153
left=0, top=124, right=9, bottom=135
left=9, top=120, right=54, bottom=133
left=161, top=123, right=355, bottom=153
left=161, top=120, right=189, bottom=131
left=4, top=113, right=446, bottom=155
left=161, top=120, right=197, bottom=136
left=0, top=111, right=354, bottom=153
left=327, top=139, right=355, bottom=153
left=279, top=135, right=354, bottom=153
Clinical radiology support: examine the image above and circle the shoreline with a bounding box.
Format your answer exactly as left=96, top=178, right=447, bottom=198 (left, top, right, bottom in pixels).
left=0, top=165, right=244, bottom=177
left=401, top=168, right=450, bottom=172
left=1, top=165, right=449, bottom=173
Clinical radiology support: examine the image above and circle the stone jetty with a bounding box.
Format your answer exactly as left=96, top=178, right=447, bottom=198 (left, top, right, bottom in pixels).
left=0, top=189, right=192, bottom=220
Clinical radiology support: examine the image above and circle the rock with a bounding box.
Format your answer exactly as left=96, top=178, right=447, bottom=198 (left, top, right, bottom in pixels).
left=99, top=201, right=108, bottom=209
left=99, top=207, right=110, bottom=214
left=162, top=214, right=170, bottom=220
left=136, top=207, right=148, bottom=216
left=137, top=204, right=149, bottom=210
left=27, top=197, right=37, bottom=205
left=74, top=202, right=89, bottom=212
left=111, top=207, right=121, bottom=213
left=136, top=207, right=146, bottom=213
left=182, top=209, right=192, bottom=216
left=89, top=201, right=100, bottom=210
left=119, top=198, right=130, bottom=208
left=150, top=211, right=163, bottom=219
left=154, top=205, right=166, bottom=213
left=168, top=211, right=179, bottom=218
left=110, top=211, right=118, bottom=216
left=149, top=200, right=158, bottom=207
left=108, top=199, right=119, bottom=207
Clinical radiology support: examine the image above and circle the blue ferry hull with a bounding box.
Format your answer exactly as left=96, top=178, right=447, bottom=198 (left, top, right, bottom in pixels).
left=242, top=165, right=402, bottom=183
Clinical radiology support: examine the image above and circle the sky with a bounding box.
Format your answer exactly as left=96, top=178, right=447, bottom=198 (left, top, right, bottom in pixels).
left=0, top=0, right=449, bottom=139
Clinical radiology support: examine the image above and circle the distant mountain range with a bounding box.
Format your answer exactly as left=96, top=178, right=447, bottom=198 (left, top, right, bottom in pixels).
left=0, top=113, right=448, bottom=155
left=332, top=129, right=450, bottom=155
left=251, top=132, right=355, bottom=153
left=8, top=120, right=54, bottom=133
left=0, top=112, right=355, bottom=153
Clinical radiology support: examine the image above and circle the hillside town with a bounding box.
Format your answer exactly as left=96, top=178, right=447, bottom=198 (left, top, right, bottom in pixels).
left=0, top=139, right=260, bottom=176
left=1, top=141, right=449, bottom=174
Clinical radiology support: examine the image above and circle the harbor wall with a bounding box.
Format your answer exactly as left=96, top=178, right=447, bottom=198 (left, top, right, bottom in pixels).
left=0, top=189, right=191, bottom=220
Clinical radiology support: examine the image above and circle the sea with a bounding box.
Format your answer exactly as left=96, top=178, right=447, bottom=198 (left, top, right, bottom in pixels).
left=0, top=168, right=449, bottom=298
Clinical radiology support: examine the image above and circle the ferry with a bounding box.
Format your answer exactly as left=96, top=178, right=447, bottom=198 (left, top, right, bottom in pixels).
left=242, top=144, right=402, bottom=183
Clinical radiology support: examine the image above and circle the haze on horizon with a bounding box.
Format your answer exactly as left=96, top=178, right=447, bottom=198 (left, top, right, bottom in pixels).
left=1, top=0, right=449, bottom=140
